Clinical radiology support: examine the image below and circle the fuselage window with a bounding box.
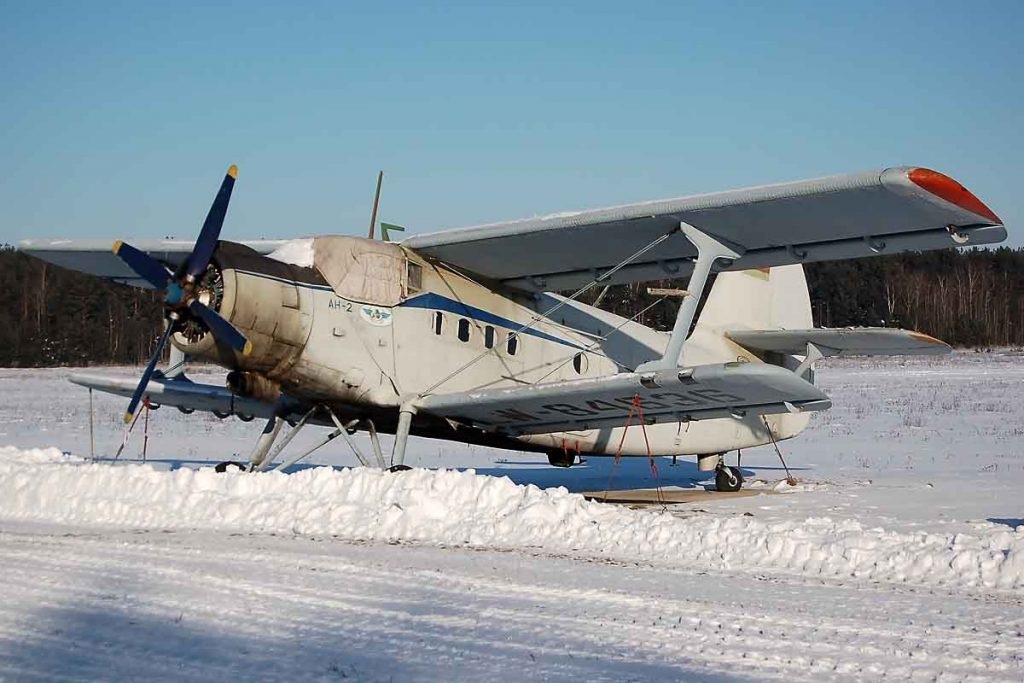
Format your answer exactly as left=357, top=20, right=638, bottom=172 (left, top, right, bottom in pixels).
left=458, top=318, right=471, bottom=342
left=433, top=311, right=444, bottom=335
left=484, top=325, right=495, bottom=349
left=572, top=352, right=587, bottom=374
left=506, top=332, right=519, bottom=356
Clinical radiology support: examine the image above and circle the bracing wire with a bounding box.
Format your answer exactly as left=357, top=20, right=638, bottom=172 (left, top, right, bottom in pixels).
left=419, top=227, right=680, bottom=397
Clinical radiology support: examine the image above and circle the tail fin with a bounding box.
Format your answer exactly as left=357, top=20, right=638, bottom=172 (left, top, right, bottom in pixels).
left=690, top=264, right=813, bottom=442
left=695, top=264, right=812, bottom=334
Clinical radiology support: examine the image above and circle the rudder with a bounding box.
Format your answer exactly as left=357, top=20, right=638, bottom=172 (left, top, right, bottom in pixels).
left=694, top=264, right=812, bottom=334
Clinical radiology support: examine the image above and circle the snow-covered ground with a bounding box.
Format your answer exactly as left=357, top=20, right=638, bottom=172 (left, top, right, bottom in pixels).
left=1, top=352, right=1022, bottom=681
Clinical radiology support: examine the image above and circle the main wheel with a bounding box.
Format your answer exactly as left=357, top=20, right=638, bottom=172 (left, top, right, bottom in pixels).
left=547, top=450, right=575, bottom=468
left=715, top=465, right=743, bottom=492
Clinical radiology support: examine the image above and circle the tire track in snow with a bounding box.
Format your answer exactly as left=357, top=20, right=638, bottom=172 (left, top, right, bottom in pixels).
left=3, top=529, right=1021, bottom=675
left=1, top=524, right=1021, bottom=682
left=0, top=531, right=702, bottom=681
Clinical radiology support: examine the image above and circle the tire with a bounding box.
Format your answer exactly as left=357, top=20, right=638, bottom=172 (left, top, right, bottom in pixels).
left=715, top=465, right=743, bottom=492
left=547, top=450, right=575, bottom=468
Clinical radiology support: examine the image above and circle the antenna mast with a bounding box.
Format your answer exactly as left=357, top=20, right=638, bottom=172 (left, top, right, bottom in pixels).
left=367, top=170, right=383, bottom=239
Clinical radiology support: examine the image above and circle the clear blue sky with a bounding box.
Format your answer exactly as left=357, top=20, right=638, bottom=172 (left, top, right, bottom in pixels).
left=2, top=0, right=1021, bottom=246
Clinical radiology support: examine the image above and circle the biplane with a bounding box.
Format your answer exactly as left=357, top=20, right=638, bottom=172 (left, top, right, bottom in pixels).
left=20, top=165, right=1004, bottom=490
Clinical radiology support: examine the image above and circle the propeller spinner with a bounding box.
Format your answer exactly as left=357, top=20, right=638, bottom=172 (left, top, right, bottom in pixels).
left=113, top=165, right=252, bottom=424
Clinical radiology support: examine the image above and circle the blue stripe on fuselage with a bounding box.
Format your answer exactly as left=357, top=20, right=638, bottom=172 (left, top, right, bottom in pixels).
left=231, top=268, right=582, bottom=350
left=400, top=292, right=583, bottom=350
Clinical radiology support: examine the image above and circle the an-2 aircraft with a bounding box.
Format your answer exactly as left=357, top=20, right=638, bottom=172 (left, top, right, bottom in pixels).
left=20, top=165, right=1006, bottom=490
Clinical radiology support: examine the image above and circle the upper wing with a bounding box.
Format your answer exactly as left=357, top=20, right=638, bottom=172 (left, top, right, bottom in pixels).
left=417, top=361, right=830, bottom=436
left=726, top=328, right=951, bottom=356
left=18, top=238, right=289, bottom=288
left=404, top=167, right=1005, bottom=292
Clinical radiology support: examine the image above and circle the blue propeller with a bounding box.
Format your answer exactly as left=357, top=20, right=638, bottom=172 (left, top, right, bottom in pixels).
left=112, top=241, right=170, bottom=290
left=188, top=299, right=252, bottom=356
left=184, top=165, right=237, bottom=281
left=113, top=165, right=250, bottom=424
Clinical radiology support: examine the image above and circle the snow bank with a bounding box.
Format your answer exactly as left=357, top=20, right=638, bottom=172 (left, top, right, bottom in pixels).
left=2, top=446, right=1022, bottom=592
left=266, top=238, right=315, bottom=267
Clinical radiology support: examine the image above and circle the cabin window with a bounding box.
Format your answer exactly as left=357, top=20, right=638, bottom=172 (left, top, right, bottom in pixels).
left=433, top=311, right=444, bottom=335
left=506, top=332, right=519, bottom=356
left=407, top=261, right=423, bottom=293
left=484, top=325, right=495, bottom=349
left=457, top=318, right=471, bottom=342
left=572, top=352, right=587, bottom=374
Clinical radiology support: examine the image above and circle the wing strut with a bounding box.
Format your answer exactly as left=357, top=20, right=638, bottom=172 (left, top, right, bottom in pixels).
left=794, top=343, right=828, bottom=379
left=637, top=223, right=741, bottom=371
left=391, top=403, right=417, bottom=468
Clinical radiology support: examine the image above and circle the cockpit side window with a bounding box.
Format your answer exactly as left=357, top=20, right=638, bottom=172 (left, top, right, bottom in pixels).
left=407, top=261, right=423, bottom=293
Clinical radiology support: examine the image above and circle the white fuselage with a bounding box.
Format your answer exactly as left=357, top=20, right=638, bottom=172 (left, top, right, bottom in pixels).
left=182, top=241, right=811, bottom=458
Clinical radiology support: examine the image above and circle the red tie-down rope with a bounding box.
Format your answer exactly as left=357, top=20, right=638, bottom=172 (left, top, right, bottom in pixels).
left=114, top=394, right=153, bottom=462
left=141, top=396, right=152, bottom=463
left=559, top=438, right=583, bottom=464
left=602, top=394, right=666, bottom=507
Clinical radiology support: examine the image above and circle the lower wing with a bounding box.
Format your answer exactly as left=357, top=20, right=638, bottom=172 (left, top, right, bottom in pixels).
left=417, top=362, right=830, bottom=436
left=70, top=372, right=275, bottom=420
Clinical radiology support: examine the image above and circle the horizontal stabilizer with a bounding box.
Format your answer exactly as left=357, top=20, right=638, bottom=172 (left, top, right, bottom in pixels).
left=726, top=328, right=950, bottom=356
left=417, top=362, right=830, bottom=436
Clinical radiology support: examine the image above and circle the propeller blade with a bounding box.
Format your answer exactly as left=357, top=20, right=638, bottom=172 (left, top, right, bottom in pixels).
left=186, top=164, right=237, bottom=280
left=188, top=300, right=252, bottom=356
left=124, top=324, right=175, bottom=423
left=112, top=241, right=171, bottom=290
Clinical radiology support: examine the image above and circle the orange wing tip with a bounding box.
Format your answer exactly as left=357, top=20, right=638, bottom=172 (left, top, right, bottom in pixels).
left=908, top=168, right=1001, bottom=224
left=227, top=164, right=238, bottom=179
left=112, top=240, right=123, bottom=254
left=242, top=340, right=253, bottom=356
left=909, top=331, right=949, bottom=347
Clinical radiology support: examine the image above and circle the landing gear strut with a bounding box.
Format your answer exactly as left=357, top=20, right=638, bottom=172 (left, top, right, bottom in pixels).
left=214, top=400, right=422, bottom=474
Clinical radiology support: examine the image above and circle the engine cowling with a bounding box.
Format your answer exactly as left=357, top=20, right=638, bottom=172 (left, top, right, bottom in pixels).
left=171, top=241, right=319, bottom=382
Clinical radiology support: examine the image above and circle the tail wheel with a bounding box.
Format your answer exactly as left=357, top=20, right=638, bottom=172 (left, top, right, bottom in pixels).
left=715, top=465, right=743, bottom=492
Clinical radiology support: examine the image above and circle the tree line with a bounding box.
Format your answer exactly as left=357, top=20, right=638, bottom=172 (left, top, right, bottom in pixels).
left=581, top=247, right=1024, bottom=349
left=0, top=245, right=164, bottom=366
left=2, top=244, right=1023, bottom=367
